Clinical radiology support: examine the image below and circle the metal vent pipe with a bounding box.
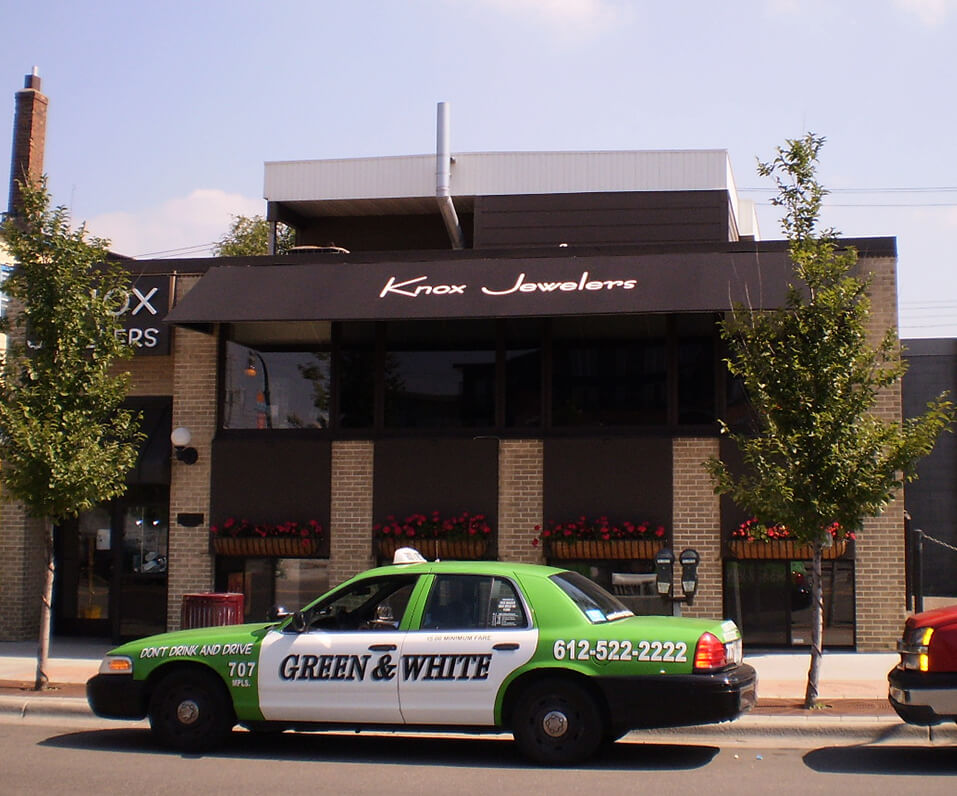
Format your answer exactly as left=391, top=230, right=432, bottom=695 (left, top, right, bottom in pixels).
left=436, top=101, right=464, bottom=250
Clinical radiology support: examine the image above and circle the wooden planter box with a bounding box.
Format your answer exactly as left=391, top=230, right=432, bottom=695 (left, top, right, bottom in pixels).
left=547, top=539, right=664, bottom=560
left=377, top=537, right=488, bottom=561
left=212, top=537, right=320, bottom=557
left=728, top=540, right=847, bottom=560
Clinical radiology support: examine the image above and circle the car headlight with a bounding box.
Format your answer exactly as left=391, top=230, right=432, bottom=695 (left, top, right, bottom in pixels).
left=98, top=655, right=133, bottom=675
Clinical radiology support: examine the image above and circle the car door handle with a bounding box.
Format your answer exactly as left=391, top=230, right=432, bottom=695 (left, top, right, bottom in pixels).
left=493, top=643, right=520, bottom=651
left=368, top=643, right=397, bottom=651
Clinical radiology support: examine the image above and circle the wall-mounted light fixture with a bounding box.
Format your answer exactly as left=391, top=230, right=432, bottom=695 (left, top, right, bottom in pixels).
left=171, top=426, right=198, bottom=465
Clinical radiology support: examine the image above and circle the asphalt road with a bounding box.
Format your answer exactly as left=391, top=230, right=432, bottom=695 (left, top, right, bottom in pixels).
left=1, top=714, right=955, bottom=795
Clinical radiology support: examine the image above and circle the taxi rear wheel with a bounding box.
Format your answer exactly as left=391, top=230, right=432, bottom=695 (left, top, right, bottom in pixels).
left=512, top=679, right=603, bottom=765
left=148, top=668, right=234, bottom=752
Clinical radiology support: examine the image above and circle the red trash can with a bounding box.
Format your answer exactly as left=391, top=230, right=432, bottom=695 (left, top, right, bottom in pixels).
left=180, top=592, right=245, bottom=629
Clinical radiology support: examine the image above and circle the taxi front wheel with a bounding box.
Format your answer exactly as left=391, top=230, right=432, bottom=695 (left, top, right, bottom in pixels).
left=512, top=679, right=603, bottom=765
left=148, top=668, right=234, bottom=753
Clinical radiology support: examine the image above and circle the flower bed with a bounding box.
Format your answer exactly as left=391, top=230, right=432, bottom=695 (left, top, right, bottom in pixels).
left=374, top=511, right=492, bottom=560
left=210, top=517, right=324, bottom=557
left=533, top=516, right=667, bottom=560
left=728, top=518, right=852, bottom=560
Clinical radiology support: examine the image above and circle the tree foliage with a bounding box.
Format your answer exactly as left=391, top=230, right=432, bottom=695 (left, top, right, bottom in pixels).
left=705, top=134, right=952, bottom=705
left=1, top=179, right=143, bottom=688
left=213, top=214, right=294, bottom=256
left=0, top=179, right=143, bottom=518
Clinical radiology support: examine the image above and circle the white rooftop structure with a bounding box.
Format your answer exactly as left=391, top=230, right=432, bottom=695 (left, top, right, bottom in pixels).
left=264, top=149, right=756, bottom=238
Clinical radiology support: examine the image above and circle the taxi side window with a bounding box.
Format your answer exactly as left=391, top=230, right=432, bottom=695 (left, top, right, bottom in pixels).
left=421, top=575, right=527, bottom=630
left=307, top=575, right=417, bottom=632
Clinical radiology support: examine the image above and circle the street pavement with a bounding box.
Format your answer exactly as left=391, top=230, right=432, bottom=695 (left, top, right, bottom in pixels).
left=1, top=637, right=955, bottom=742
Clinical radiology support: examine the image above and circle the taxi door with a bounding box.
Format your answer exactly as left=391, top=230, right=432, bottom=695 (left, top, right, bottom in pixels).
left=258, top=574, right=419, bottom=723
left=398, top=573, right=537, bottom=726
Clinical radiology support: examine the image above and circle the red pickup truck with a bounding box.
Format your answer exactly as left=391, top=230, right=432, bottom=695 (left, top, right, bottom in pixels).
left=888, top=605, right=957, bottom=726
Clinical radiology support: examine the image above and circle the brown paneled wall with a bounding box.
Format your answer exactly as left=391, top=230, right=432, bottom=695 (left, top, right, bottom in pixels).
left=542, top=437, right=673, bottom=527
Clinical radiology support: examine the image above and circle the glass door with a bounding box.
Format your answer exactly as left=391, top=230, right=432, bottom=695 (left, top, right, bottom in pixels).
left=117, top=500, right=168, bottom=639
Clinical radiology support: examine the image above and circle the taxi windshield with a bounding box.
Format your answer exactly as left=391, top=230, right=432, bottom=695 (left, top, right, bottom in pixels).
left=551, top=571, right=634, bottom=623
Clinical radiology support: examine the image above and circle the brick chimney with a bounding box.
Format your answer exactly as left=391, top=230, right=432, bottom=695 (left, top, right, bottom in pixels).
left=7, top=67, right=48, bottom=217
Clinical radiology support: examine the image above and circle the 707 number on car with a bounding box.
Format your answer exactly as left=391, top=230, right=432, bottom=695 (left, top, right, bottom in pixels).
left=552, top=638, right=688, bottom=663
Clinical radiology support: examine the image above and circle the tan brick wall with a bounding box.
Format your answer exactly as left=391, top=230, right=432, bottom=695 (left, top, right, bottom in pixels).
left=855, top=255, right=906, bottom=650
left=498, top=439, right=545, bottom=564
left=0, top=505, right=44, bottom=639
left=165, top=276, right=217, bottom=630
left=672, top=437, right=723, bottom=620
left=0, top=292, right=45, bottom=640
left=125, top=355, right=174, bottom=396
left=329, top=441, right=375, bottom=586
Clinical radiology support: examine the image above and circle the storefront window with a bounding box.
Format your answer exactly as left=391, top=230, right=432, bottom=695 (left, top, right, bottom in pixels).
left=221, top=558, right=330, bottom=622
left=338, top=322, right=376, bottom=428
left=552, top=315, right=667, bottom=426
left=504, top=319, right=543, bottom=427
left=725, top=560, right=855, bottom=647
left=677, top=314, right=717, bottom=424
left=384, top=320, right=496, bottom=428
left=223, top=342, right=331, bottom=429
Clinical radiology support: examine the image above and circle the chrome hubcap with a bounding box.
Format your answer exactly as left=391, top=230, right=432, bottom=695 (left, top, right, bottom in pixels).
left=542, top=709, right=568, bottom=738
left=176, top=699, right=200, bottom=725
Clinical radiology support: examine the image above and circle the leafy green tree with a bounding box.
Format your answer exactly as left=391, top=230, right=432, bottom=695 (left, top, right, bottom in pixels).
left=705, top=134, right=953, bottom=707
left=213, top=214, right=294, bottom=256
left=0, top=179, right=143, bottom=689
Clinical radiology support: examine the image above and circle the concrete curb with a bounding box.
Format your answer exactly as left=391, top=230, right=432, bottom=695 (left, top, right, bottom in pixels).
left=643, top=714, right=957, bottom=743
left=0, top=694, right=94, bottom=719
left=3, top=694, right=955, bottom=743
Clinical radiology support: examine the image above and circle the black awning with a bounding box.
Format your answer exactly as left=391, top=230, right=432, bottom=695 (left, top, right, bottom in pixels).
left=163, top=250, right=795, bottom=329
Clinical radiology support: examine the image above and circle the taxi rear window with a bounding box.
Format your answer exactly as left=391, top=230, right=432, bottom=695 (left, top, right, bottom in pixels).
left=551, top=571, right=634, bottom=623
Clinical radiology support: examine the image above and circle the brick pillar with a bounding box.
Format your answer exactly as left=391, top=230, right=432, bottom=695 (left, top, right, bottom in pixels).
left=8, top=69, right=47, bottom=216
left=498, top=439, right=544, bottom=564
left=166, top=275, right=217, bottom=630
left=0, top=290, right=46, bottom=640
left=855, top=255, right=906, bottom=650
left=671, top=437, right=722, bottom=619
left=0, top=506, right=44, bottom=640
left=329, top=440, right=375, bottom=587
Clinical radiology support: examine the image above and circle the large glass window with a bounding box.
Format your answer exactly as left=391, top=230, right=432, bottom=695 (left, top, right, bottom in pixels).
left=219, top=314, right=722, bottom=433
left=677, top=314, right=717, bottom=424
left=552, top=315, right=667, bottom=426
left=223, top=342, right=331, bottom=429
left=504, top=319, right=543, bottom=427
left=338, top=322, right=376, bottom=429
left=384, top=320, right=496, bottom=428
left=725, top=560, right=855, bottom=647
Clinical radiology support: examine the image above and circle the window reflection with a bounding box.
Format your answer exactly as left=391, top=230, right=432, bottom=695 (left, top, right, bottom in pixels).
left=384, top=320, right=496, bottom=429
left=223, top=342, right=330, bottom=429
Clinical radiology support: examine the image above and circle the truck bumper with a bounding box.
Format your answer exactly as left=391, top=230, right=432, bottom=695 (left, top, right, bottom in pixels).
left=888, top=667, right=957, bottom=726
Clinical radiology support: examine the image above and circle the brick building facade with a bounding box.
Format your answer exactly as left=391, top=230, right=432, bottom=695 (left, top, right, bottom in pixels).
left=1, top=91, right=914, bottom=649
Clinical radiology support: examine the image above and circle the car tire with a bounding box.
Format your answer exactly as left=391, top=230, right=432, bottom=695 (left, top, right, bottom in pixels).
left=512, top=678, right=603, bottom=766
left=148, top=668, right=234, bottom=753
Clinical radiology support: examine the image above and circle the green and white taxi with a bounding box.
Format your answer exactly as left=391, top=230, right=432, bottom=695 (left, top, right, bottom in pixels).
left=88, top=551, right=756, bottom=764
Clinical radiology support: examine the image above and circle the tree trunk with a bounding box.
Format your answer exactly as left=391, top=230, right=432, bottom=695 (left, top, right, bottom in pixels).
left=803, top=542, right=824, bottom=708
left=34, top=518, right=55, bottom=691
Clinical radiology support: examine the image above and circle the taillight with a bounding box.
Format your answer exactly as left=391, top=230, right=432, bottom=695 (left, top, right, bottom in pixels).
left=693, top=632, right=728, bottom=671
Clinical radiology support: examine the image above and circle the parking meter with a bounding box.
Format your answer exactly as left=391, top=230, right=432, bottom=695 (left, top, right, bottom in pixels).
left=655, top=548, right=674, bottom=597
left=679, top=548, right=700, bottom=602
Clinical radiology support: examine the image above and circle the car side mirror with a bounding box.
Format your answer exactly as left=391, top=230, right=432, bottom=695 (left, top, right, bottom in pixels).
left=283, top=610, right=306, bottom=633
left=268, top=604, right=292, bottom=622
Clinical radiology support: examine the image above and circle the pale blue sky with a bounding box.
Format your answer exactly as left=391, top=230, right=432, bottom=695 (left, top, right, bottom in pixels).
left=3, top=0, right=956, bottom=336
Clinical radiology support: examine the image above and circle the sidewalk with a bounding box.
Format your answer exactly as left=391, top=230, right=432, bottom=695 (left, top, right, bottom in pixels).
left=0, top=640, right=953, bottom=741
